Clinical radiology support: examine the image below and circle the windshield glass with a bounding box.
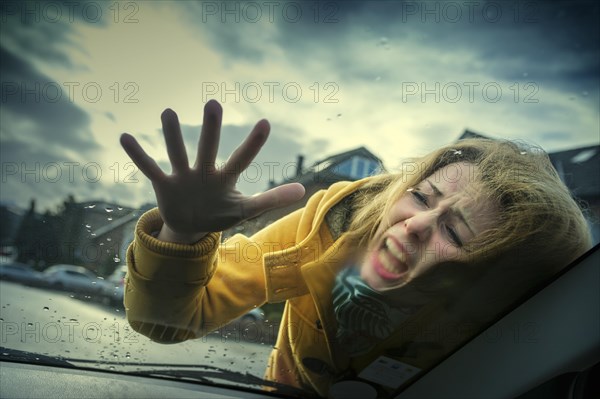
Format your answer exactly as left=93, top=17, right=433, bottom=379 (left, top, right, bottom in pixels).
left=1, top=1, right=598, bottom=398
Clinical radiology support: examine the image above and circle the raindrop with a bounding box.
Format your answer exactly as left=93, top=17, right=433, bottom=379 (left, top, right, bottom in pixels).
left=86, top=204, right=96, bottom=209
left=43, top=307, right=49, bottom=311
left=125, top=353, right=131, bottom=359
left=107, top=217, right=113, bottom=221
left=85, top=224, right=92, bottom=229
left=106, top=238, right=112, bottom=242
left=113, top=256, right=121, bottom=263
left=105, top=207, right=114, bottom=213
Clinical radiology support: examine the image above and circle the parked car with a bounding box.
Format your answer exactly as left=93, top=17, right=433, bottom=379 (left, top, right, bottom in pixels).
left=0, top=261, right=45, bottom=287
left=100, top=265, right=127, bottom=307
left=43, top=264, right=103, bottom=294
left=226, top=307, right=266, bottom=339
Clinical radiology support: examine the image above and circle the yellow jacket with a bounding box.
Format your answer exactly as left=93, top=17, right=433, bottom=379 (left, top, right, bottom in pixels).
left=124, top=178, right=470, bottom=397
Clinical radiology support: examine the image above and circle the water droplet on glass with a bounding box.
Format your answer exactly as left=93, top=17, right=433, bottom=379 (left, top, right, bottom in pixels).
left=106, top=238, right=112, bottom=242
left=336, top=113, right=342, bottom=118
left=107, top=217, right=113, bottom=221
left=117, top=207, right=123, bottom=211
left=105, top=207, right=114, bottom=213
left=43, top=307, right=49, bottom=311
left=86, top=204, right=96, bottom=209
left=85, top=224, right=91, bottom=229
left=114, top=256, right=120, bottom=263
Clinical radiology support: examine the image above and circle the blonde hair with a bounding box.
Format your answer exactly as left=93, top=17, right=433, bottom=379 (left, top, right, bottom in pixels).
left=348, top=138, right=592, bottom=307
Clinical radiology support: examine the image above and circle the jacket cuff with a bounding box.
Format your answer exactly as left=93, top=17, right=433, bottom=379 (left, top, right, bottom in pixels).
left=131, top=208, right=221, bottom=284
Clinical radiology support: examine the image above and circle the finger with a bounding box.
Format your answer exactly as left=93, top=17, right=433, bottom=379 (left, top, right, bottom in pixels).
left=195, top=99, right=223, bottom=171
left=242, top=183, right=305, bottom=220
left=161, top=109, right=189, bottom=174
left=224, top=119, right=269, bottom=177
left=120, top=133, right=166, bottom=181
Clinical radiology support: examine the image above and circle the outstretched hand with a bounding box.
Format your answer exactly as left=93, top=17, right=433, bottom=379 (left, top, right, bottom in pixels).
left=120, top=100, right=305, bottom=243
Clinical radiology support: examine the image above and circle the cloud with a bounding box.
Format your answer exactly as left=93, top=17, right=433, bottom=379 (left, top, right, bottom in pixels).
left=0, top=46, right=98, bottom=153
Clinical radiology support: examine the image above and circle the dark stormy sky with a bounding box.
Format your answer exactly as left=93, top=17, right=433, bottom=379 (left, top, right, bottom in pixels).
left=1, top=0, right=598, bottom=210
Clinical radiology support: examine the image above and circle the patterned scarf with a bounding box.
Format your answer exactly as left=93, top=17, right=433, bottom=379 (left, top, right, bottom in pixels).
left=332, top=266, right=419, bottom=356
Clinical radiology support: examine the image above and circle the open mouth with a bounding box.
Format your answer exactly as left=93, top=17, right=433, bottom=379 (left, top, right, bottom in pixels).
left=372, top=237, right=410, bottom=281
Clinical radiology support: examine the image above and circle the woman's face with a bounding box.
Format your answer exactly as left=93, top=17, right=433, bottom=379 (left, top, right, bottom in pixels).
left=360, top=162, right=497, bottom=292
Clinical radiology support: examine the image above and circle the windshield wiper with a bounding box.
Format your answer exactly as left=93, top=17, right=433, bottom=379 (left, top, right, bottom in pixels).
left=0, top=347, right=314, bottom=398
left=0, top=347, right=76, bottom=368
left=127, top=366, right=313, bottom=398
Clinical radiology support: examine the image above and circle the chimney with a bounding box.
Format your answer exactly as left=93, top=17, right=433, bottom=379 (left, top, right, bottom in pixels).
left=296, top=155, right=304, bottom=177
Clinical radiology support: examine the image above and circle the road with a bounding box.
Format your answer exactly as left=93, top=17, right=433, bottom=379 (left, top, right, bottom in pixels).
left=0, top=281, right=272, bottom=377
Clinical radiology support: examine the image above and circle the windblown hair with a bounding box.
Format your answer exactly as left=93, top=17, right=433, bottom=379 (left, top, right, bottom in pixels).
left=347, top=138, right=592, bottom=315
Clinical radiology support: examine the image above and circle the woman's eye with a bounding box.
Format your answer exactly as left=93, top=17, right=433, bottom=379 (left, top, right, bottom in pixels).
left=445, top=225, right=463, bottom=247
left=411, top=190, right=429, bottom=207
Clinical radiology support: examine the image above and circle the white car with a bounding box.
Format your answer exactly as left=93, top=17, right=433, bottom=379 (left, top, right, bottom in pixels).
left=43, top=264, right=103, bottom=294
left=100, top=265, right=127, bottom=307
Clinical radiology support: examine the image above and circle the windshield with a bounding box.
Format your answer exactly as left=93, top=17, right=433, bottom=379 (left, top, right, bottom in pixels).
left=1, top=1, right=598, bottom=398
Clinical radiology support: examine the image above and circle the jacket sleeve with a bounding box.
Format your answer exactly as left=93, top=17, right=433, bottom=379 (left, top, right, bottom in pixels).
left=124, top=200, right=314, bottom=344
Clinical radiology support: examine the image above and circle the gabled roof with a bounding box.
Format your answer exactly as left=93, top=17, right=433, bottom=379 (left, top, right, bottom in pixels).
left=91, top=211, right=141, bottom=238
left=311, top=146, right=383, bottom=168
left=457, top=129, right=491, bottom=141
left=282, top=146, right=385, bottom=186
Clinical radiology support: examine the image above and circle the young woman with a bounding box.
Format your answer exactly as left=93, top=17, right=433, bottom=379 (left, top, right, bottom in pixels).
left=120, top=100, right=592, bottom=397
